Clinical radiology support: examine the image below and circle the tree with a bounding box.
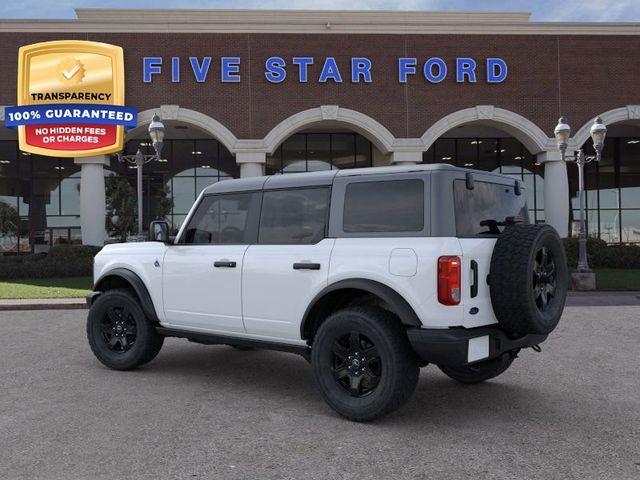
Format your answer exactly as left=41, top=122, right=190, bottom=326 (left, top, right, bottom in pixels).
left=0, top=201, right=19, bottom=238
left=0, top=201, right=20, bottom=252
left=105, top=176, right=137, bottom=242
left=151, top=180, right=173, bottom=226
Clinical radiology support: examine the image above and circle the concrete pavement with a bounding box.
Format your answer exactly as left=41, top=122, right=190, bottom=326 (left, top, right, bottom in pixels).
left=1, top=306, right=639, bottom=479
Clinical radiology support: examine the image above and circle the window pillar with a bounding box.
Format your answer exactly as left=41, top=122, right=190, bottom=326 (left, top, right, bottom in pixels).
left=390, top=151, right=422, bottom=165
left=537, top=151, right=569, bottom=237
left=236, top=152, right=266, bottom=177
left=74, top=155, right=109, bottom=246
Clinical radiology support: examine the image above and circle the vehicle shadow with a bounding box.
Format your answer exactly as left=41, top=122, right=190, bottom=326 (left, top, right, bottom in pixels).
left=139, top=340, right=558, bottom=425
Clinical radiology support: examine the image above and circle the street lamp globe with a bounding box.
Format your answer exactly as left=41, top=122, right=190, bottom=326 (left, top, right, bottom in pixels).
left=554, top=117, right=571, bottom=153
left=148, top=113, right=165, bottom=156
left=589, top=116, right=607, bottom=154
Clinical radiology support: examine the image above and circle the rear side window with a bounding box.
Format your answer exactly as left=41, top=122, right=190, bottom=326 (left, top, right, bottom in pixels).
left=259, top=188, right=330, bottom=244
left=343, top=179, right=424, bottom=233
left=181, top=192, right=260, bottom=244
left=454, top=180, right=529, bottom=236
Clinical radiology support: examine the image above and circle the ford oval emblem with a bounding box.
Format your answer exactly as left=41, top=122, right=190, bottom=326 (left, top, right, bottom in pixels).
left=469, top=307, right=479, bottom=315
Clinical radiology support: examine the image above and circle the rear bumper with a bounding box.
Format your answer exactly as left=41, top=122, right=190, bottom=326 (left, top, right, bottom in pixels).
left=406, top=325, right=547, bottom=367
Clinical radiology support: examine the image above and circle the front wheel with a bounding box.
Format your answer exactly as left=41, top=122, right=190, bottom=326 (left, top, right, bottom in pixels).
left=438, top=351, right=516, bottom=384
left=87, top=289, right=164, bottom=371
left=311, top=307, right=419, bottom=422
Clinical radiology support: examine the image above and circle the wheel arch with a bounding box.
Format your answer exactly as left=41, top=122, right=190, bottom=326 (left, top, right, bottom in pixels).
left=301, top=278, right=422, bottom=341
left=93, top=268, right=159, bottom=323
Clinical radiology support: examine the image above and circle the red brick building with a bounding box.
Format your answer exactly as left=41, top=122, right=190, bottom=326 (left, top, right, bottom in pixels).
left=0, top=9, right=639, bottom=250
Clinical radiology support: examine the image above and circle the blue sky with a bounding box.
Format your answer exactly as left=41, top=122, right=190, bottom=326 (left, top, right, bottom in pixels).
left=0, top=0, right=638, bottom=22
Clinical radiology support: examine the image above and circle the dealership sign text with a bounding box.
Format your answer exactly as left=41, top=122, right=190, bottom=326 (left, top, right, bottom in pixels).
left=143, top=56, right=508, bottom=84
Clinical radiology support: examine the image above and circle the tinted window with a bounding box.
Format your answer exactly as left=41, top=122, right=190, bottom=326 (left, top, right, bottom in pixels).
left=259, top=188, right=330, bottom=244
left=454, top=180, right=529, bottom=236
left=343, top=179, right=424, bottom=233
left=181, top=192, right=260, bottom=244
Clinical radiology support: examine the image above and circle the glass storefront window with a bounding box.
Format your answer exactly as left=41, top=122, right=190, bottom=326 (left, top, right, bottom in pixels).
left=355, top=134, right=372, bottom=168
left=456, top=138, right=478, bottom=168
left=499, top=138, right=523, bottom=174
left=434, top=138, right=455, bottom=164
left=173, top=140, right=195, bottom=177
left=307, top=134, right=331, bottom=172
left=196, top=176, right=218, bottom=195
left=621, top=210, right=640, bottom=244
left=172, top=177, right=195, bottom=215
left=60, top=177, right=80, bottom=215
left=282, top=134, right=306, bottom=173
left=331, top=134, right=355, bottom=169
left=599, top=210, right=620, bottom=243
left=0, top=141, right=18, bottom=177
left=478, top=138, right=499, bottom=171
left=265, top=132, right=372, bottom=174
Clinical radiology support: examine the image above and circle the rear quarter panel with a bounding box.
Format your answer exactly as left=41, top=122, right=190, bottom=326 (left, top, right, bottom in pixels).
left=328, top=237, right=465, bottom=328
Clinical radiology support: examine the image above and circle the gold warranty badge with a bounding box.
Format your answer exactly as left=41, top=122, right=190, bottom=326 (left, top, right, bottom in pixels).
left=17, top=40, right=125, bottom=157
left=56, top=58, right=86, bottom=86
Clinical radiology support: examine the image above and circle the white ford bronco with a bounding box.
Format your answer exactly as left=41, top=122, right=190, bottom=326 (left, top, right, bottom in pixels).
left=87, top=164, right=567, bottom=421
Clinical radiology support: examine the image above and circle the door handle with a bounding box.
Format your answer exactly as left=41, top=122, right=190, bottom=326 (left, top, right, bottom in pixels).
left=470, top=260, right=479, bottom=298
left=214, top=260, right=236, bottom=268
left=293, top=262, right=321, bottom=270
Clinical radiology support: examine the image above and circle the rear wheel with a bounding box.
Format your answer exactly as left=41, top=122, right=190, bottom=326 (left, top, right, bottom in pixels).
left=311, top=307, right=419, bottom=422
left=87, top=289, right=164, bottom=370
left=439, top=352, right=516, bottom=384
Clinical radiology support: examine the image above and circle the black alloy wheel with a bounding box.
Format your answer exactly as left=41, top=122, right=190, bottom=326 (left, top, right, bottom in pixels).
left=312, top=307, right=419, bottom=422
left=101, top=305, right=137, bottom=353
left=87, top=289, right=164, bottom=371
left=331, top=331, right=382, bottom=397
left=532, top=246, right=557, bottom=312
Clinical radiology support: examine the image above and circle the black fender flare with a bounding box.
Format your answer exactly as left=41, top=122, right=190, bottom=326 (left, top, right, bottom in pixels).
left=300, top=278, right=422, bottom=339
left=92, top=268, right=159, bottom=323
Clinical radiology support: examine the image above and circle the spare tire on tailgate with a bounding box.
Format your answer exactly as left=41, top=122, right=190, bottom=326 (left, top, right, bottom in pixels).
left=489, top=224, right=567, bottom=336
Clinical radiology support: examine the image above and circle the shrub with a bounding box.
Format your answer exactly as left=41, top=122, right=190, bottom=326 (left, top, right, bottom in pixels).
left=0, top=245, right=101, bottom=279
left=563, top=237, right=640, bottom=269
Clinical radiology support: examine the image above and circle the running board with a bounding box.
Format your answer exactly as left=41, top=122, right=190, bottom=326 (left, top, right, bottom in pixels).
left=156, top=327, right=311, bottom=360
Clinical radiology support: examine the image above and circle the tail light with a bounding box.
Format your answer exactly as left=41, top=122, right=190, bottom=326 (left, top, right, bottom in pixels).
left=438, top=256, right=461, bottom=305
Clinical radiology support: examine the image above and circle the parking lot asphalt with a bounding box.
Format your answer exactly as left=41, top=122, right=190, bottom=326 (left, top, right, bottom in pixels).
left=1, top=307, right=639, bottom=480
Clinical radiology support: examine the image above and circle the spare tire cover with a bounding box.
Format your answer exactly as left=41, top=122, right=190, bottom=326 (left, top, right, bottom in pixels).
left=489, top=224, right=568, bottom=336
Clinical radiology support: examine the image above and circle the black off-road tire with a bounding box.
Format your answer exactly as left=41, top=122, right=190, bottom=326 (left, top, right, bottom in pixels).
left=439, top=351, right=516, bottom=384
left=490, top=224, right=568, bottom=336
left=311, top=307, right=419, bottom=422
left=87, top=289, right=164, bottom=371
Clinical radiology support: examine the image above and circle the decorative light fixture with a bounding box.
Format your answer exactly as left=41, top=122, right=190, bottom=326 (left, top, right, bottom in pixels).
left=553, top=116, right=607, bottom=276
left=117, top=113, right=166, bottom=236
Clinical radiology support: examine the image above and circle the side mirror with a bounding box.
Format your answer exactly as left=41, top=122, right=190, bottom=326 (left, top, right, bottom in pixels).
left=149, top=220, right=170, bottom=243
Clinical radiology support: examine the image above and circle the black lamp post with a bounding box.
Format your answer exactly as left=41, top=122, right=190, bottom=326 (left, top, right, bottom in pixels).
left=554, top=116, right=607, bottom=274
left=117, top=113, right=166, bottom=236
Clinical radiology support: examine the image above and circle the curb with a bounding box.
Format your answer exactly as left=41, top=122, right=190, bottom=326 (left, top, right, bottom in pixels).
left=0, top=299, right=87, bottom=311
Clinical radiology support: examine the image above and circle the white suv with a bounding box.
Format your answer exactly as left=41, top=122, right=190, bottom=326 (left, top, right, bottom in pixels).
left=87, top=164, right=567, bottom=421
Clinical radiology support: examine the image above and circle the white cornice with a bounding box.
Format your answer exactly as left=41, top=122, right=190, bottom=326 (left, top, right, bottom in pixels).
left=0, top=9, right=638, bottom=35
left=73, top=9, right=532, bottom=24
